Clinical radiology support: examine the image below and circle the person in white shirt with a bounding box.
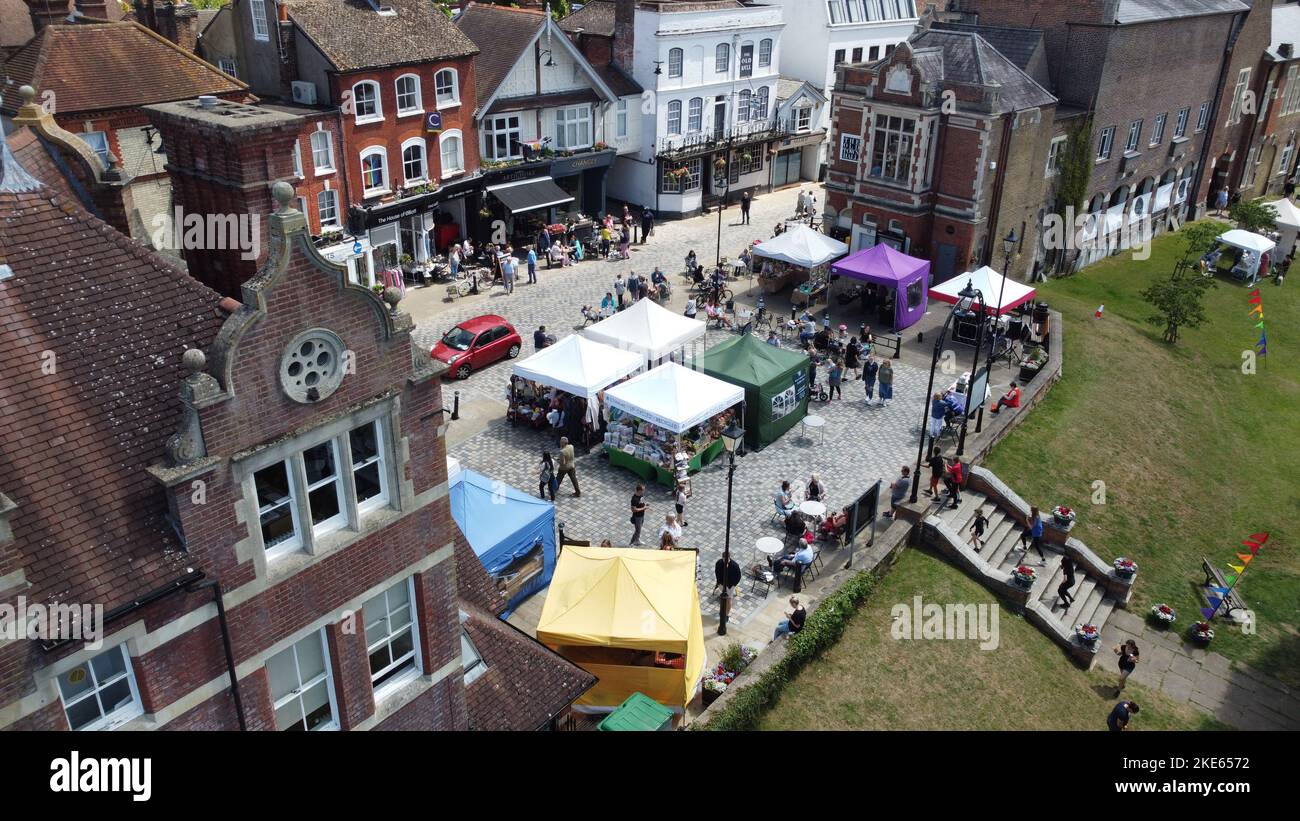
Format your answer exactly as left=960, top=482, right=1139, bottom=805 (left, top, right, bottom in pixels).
left=674, top=483, right=689, bottom=527
left=658, top=513, right=683, bottom=546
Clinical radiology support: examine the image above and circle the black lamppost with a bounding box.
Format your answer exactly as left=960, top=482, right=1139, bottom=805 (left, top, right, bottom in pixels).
left=975, top=229, right=1017, bottom=435
left=955, top=283, right=986, bottom=457
left=717, top=420, right=745, bottom=635
left=910, top=281, right=981, bottom=504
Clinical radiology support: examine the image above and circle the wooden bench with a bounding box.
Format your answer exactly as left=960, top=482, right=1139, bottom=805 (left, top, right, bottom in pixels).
left=1201, top=558, right=1249, bottom=620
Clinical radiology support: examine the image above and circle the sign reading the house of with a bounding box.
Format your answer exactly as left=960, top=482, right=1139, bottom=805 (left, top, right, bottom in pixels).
left=740, top=45, right=754, bottom=78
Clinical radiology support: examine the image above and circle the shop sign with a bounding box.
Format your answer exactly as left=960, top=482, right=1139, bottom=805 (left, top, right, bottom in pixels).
left=740, top=45, right=754, bottom=78
left=425, top=112, right=443, bottom=134
left=551, top=149, right=615, bottom=178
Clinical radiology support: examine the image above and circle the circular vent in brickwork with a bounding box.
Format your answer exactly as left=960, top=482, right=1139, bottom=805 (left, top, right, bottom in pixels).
left=280, top=329, right=346, bottom=403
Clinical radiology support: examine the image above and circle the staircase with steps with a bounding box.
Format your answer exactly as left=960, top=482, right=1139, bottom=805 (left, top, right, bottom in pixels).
left=916, top=466, right=1135, bottom=668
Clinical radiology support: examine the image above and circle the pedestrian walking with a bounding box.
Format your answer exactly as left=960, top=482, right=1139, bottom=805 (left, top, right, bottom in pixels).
left=943, top=457, right=963, bottom=509
left=878, top=359, right=894, bottom=406
left=449, top=245, right=461, bottom=278
left=538, top=451, right=557, bottom=501
left=1114, top=639, right=1140, bottom=695
left=501, top=253, right=515, bottom=294
left=1215, top=187, right=1229, bottom=215
left=658, top=513, right=683, bottom=546
left=968, top=507, right=988, bottom=552
left=863, top=354, right=879, bottom=405
left=925, top=445, right=944, bottom=498
left=630, top=484, right=647, bottom=545
left=1057, top=555, right=1077, bottom=610
left=806, top=191, right=817, bottom=220
left=556, top=436, right=581, bottom=497
left=828, top=357, right=843, bottom=399
left=796, top=189, right=807, bottom=217
left=526, top=245, right=537, bottom=284
left=929, top=392, right=946, bottom=441
left=627, top=271, right=640, bottom=304
left=675, top=482, right=689, bottom=526
left=741, top=191, right=751, bottom=225
left=845, top=336, right=862, bottom=380
left=619, top=225, right=631, bottom=259
left=614, top=273, right=627, bottom=309
left=537, top=227, right=552, bottom=268
left=1020, top=505, right=1046, bottom=563
left=1107, top=700, right=1139, bottom=731
left=641, top=208, right=655, bottom=242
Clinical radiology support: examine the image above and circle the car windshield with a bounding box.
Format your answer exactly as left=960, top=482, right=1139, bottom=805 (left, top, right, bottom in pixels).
left=441, top=327, right=475, bottom=351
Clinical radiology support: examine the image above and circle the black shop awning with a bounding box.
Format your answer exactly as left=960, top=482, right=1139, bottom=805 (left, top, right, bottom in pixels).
left=487, top=177, right=574, bottom=214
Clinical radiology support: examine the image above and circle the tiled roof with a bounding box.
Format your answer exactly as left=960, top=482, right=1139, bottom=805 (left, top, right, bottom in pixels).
left=1115, top=0, right=1247, bottom=25
left=911, top=30, right=1056, bottom=113
left=593, top=62, right=642, bottom=97
left=486, top=88, right=600, bottom=116
left=456, top=3, right=546, bottom=108
left=0, top=21, right=246, bottom=115
left=0, top=133, right=227, bottom=614
left=0, top=0, right=34, bottom=50
left=6, top=126, right=86, bottom=209
left=196, top=6, right=221, bottom=36
left=287, top=0, right=479, bottom=73
left=559, top=0, right=614, bottom=36
left=454, top=540, right=508, bottom=617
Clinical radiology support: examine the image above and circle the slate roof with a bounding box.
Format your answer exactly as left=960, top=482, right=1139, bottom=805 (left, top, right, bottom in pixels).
left=776, top=76, right=826, bottom=103
left=559, top=0, right=615, bottom=36
left=0, top=131, right=228, bottom=614
left=1114, top=0, right=1247, bottom=25
left=0, top=21, right=246, bottom=116
left=594, top=62, right=643, bottom=97
left=929, top=21, right=1043, bottom=72
left=196, top=6, right=221, bottom=36
left=286, top=0, right=479, bottom=73
left=910, top=30, right=1056, bottom=113
left=456, top=2, right=547, bottom=108
left=6, top=127, right=83, bottom=208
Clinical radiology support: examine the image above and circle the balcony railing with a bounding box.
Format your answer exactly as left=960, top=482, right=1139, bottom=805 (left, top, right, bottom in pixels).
left=656, top=119, right=793, bottom=159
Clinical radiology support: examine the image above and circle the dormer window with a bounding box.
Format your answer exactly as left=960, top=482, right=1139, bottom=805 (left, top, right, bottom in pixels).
left=795, top=104, right=812, bottom=132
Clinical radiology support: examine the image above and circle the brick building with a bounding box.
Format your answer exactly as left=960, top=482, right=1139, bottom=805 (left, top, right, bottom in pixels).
left=0, top=125, right=593, bottom=732
left=825, top=29, right=1056, bottom=285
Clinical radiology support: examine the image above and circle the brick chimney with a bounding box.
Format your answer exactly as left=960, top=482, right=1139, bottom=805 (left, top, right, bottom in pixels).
left=144, top=97, right=303, bottom=297
left=74, top=0, right=110, bottom=19
left=24, top=0, right=72, bottom=32
left=612, top=0, right=635, bottom=72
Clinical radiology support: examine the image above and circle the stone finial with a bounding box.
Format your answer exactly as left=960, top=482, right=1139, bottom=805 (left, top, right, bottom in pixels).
left=19, top=85, right=36, bottom=106
left=164, top=347, right=220, bottom=467
left=272, top=180, right=295, bottom=212
left=182, top=347, right=207, bottom=374
left=383, top=286, right=403, bottom=314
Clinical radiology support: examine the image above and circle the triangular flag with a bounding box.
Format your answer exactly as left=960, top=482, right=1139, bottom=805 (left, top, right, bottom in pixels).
left=1236, top=553, right=1253, bottom=564
left=1258, top=332, right=1268, bottom=347
left=1249, top=305, right=1264, bottom=316
left=1241, top=538, right=1261, bottom=548
left=1095, top=304, right=1105, bottom=318
left=1249, top=294, right=1261, bottom=304
left=1229, top=564, right=1245, bottom=574
left=1255, top=320, right=1265, bottom=329
left=1250, top=543, right=1262, bottom=555
left=1208, top=596, right=1222, bottom=608
left=1201, top=607, right=1218, bottom=619
left=1250, top=533, right=1269, bottom=543
left=1249, top=289, right=1260, bottom=298
left=1257, top=344, right=1267, bottom=355
left=1226, top=573, right=1238, bottom=583
left=1211, top=586, right=1231, bottom=595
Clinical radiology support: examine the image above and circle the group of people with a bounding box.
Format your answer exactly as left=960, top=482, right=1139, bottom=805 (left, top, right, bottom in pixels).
left=628, top=482, right=691, bottom=548
left=514, top=382, right=598, bottom=448
left=796, top=320, right=893, bottom=406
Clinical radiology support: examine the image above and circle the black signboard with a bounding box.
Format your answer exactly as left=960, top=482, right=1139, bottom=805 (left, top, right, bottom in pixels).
left=793, top=368, right=808, bottom=402
left=848, top=481, right=881, bottom=539
left=740, top=44, right=754, bottom=78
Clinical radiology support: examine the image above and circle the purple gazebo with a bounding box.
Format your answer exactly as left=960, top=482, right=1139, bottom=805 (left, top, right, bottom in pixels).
left=831, top=243, right=930, bottom=332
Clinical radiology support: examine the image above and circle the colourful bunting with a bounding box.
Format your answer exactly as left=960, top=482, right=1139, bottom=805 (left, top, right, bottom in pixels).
left=1203, top=532, right=1266, bottom=622
left=1250, top=533, right=1269, bottom=543
left=1201, top=607, right=1218, bottom=619
left=1212, top=586, right=1231, bottom=595
left=1237, top=553, right=1254, bottom=564
left=1247, top=292, right=1268, bottom=360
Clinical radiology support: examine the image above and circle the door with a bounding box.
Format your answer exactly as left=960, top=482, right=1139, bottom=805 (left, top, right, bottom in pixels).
left=934, top=243, right=957, bottom=284
left=469, top=329, right=496, bottom=368
left=714, top=102, right=726, bottom=136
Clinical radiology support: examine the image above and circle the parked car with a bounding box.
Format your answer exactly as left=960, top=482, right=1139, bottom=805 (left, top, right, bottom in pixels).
left=431, top=315, right=521, bottom=379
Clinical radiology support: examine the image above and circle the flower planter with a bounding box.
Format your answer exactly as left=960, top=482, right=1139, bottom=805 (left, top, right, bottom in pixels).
left=1018, top=363, right=1042, bottom=383
left=1076, top=624, right=1101, bottom=648
left=1011, top=566, right=1036, bottom=589
left=702, top=687, right=723, bottom=707
left=1189, top=622, right=1215, bottom=644
left=1113, top=558, right=1138, bottom=581
left=1150, top=603, right=1177, bottom=628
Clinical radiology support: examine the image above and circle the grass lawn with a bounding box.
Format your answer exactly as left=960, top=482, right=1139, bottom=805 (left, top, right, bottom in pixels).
left=759, top=547, right=1225, bottom=730
left=981, top=220, right=1299, bottom=687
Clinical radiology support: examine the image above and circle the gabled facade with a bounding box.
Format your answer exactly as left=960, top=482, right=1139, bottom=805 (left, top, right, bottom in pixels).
left=773, top=78, right=829, bottom=188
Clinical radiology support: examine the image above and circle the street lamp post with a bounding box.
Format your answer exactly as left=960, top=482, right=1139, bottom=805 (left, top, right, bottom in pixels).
left=955, top=285, right=986, bottom=457
left=976, top=228, right=1017, bottom=435
left=717, top=421, right=745, bottom=636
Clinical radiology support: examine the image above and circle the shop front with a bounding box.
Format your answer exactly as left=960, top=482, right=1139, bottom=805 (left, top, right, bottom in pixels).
left=478, top=149, right=615, bottom=248
left=345, top=175, right=479, bottom=289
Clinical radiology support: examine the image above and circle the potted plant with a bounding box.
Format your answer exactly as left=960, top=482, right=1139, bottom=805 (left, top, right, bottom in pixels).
left=371, top=283, right=386, bottom=295
left=1018, top=344, right=1048, bottom=383
left=1113, top=557, right=1138, bottom=579
left=399, top=254, right=414, bottom=273
left=1052, top=505, right=1076, bottom=527
left=1190, top=621, right=1215, bottom=644
left=713, top=157, right=727, bottom=171
left=701, top=675, right=728, bottom=706
left=478, top=206, right=492, bottom=219
left=1075, top=623, right=1100, bottom=647
left=593, top=141, right=608, bottom=151
left=1011, top=564, right=1036, bottom=588
left=1150, top=603, right=1177, bottom=627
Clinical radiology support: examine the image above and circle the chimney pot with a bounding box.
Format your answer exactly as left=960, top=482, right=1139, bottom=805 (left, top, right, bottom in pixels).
left=198, top=95, right=218, bottom=110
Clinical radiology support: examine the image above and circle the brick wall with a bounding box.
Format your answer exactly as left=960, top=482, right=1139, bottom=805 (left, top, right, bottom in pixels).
left=1197, top=1, right=1270, bottom=204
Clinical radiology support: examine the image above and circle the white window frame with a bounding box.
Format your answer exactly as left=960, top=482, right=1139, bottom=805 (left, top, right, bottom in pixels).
left=667, top=100, right=682, bottom=135
left=1046, top=134, right=1066, bottom=176
left=78, top=131, right=110, bottom=169
left=1125, top=119, right=1142, bottom=153
left=57, top=644, right=144, bottom=731
left=1196, top=102, right=1209, bottom=133
left=687, top=97, right=703, bottom=133
left=268, top=630, right=340, bottom=731
left=435, top=68, right=460, bottom=109
left=218, top=57, right=237, bottom=78
left=366, top=577, right=423, bottom=697
left=250, top=0, right=269, bottom=42
left=840, top=133, right=862, bottom=163
left=311, top=130, right=335, bottom=173
left=1278, top=136, right=1294, bottom=179
left=317, top=188, right=340, bottom=229
left=1097, top=126, right=1115, bottom=161
left=616, top=98, right=628, bottom=138
left=254, top=460, right=303, bottom=558
left=759, top=39, right=772, bottom=67
left=738, top=89, right=752, bottom=123
left=668, top=48, right=683, bottom=78
left=827, top=0, right=845, bottom=24
left=360, top=147, right=389, bottom=196
left=795, top=104, right=812, bottom=132
left=1149, top=113, right=1166, bottom=146
left=401, top=137, right=428, bottom=185
left=395, top=74, right=423, bottom=116
left=756, top=86, right=769, bottom=120
left=1174, top=107, right=1189, bottom=138
left=869, top=112, right=915, bottom=183
left=661, top=156, right=702, bottom=193
left=484, top=115, right=522, bottom=161
left=439, top=129, right=464, bottom=177
left=555, top=105, right=593, bottom=150
left=715, top=43, right=730, bottom=74
left=352, top=80, right=383, bottom=124
left=1282, top=66, right=1300, bottom=116
left=301, top=439, right=348, bottom=538
left=1228, top=68, right=1251, bottom=125
left=292, top=139, right=303, bottom=179
left=461, top=626, right=487, bottom=685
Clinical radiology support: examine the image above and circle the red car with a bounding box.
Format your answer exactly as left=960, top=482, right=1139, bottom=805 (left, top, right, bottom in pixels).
left=431, top=314, right=521, bottom=379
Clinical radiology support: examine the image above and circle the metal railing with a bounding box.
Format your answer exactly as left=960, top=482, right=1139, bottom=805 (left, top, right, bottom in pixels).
left=657, top=118, right=793, bottom=158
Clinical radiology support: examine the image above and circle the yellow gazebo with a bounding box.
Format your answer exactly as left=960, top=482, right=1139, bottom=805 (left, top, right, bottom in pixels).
left=536, top=547, right=705, bottom=712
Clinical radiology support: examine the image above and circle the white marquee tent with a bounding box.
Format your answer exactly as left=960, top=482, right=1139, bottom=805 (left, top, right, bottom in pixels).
left=581, top=298, right=706, bottom=363
left=604, top=362, right=744, bottom=433
left=929, top=265, right=1037, bottom=316
left=511, top=334, right=644, bottom=399
left=752, top=224, right=849, bottom=268
left=1216, top=229, right=1276, bottom=254
left=1264, top=198, right=1300, bottom=256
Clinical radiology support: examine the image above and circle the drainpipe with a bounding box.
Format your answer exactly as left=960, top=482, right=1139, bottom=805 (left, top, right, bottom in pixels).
left=1191, top=10, right=1246, bottom=214
left=984, top=111, right=1014, bottom=271
left=185, top=578, right=248, bottom=732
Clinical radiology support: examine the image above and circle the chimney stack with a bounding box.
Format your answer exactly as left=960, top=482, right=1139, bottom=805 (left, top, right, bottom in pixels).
left=613, top=0, right=635, bottom=73
left=74, top=0, right=110, bottom=19
left=24, top=0, right=72, bottom=32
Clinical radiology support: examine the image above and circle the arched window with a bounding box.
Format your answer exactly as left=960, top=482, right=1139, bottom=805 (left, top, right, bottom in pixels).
left=688, top=97, right=703, bottom=132
left=759, top=39, right=773, bottom=67
left=395, top=74, right=422, bottom=115
left=667, top=100, right=682, bottom=135
left=439, top=130, right=464, bottom=176
left=737, top=89, right=752, bottom=123
left=715, top=43, right=730, bottom=73
left=360, top=147, right=388, bottom=195
left=434, top=68, right=459, bottom=107
left=668, top=48, right=683, bottom=78
left=756, top=86, right=769, bottom=120
left=401, top=138, right=427, bottom=184
left=352, top=80, right=382, bottom=123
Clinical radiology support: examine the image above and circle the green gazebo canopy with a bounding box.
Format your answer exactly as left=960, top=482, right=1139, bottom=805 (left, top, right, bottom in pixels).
left=697, top=334, right=809, bottom=449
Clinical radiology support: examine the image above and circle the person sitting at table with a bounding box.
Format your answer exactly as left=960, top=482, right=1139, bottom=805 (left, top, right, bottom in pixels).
left=685, top=249, right=698, bottom=273
left=684, top=295, right=698, bottom=318
left=705, top=299, right=732, bottom=328
left=600, top=291, right=617, bottom=318
left=813, top=325, right=832, bottom=352
left=989, top=381, right=1021, bottom=415
left=774, top=539, right=816, bottom=579
left=739, top=247, right=753, bottom=271
left=651, top=267, right=669, bottom=300
left=774, top=481, right=797, bottom=518
left=818, top=506, right=850, bottom=542
left=711, top=264, right=727, bottom=290
left=799, top=313, right=817, bottom=346
left=773, top=597, right=807, bottom=640
left=805, top=473, right=827, bottom=504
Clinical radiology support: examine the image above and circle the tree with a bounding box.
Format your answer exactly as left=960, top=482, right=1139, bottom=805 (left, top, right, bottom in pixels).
left=1141, top=263, right=1216, bottom=344
left=1049, top=119, right=1092, bottom=276
left=1178, top=220, right=1222, bottom=266
left=1228, top=199, right=1279, bottom=235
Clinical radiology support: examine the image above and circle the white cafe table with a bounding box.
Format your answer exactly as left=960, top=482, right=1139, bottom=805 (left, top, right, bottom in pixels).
left=755, top=536, right=785, bottom=563
left=799, top=500, right=827, bottom=520
left=802, top=414, right=826, bottom=444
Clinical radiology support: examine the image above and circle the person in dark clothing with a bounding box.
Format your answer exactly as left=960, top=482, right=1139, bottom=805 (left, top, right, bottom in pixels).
left=1020, top=506, right=1046, bottom=563
left=533, top=325, right=553, bottom=350
left=641, top=209, right=655, bottom=242
left=538, top=451, right=556, bottom=501
left=1057, top=555, right=1077, bottom=610
left=943, top=457, right=963, bottom=509
left=773, top=596, right=806, bottom=639
left=968, top=507, right=988, bottom=552
left=1107, top=700, right=1139, bottom=731
left=629, top=485, right=648, bottom=546
left=538, top=227, right=552, bottom=268
left=844, top=336, right=862, bottom=380
left=1114, top=639, right=1140, bottom=695
left=740, top=191, right=751, bottom=225
left=925, top=445, right=945, bottom=498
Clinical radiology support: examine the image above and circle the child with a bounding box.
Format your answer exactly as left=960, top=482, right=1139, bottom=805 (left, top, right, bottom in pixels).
left=968, top=507, right=987, bottom=552
left=675, top=482, right=690, bottom=527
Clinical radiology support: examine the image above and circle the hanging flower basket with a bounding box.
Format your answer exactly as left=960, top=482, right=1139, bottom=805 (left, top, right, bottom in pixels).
left=1075, top=623, right=1100, bottom=645
left=713, top=157, right=727, bottom=171
left=1113, top=557, right=1138, bottom=579
left=1190, top=621, right=1215, bottom=643
left=1011, top=565, right=1036, bottom=588
left=1052, top=505, right=1076, bottom=526
left=1150, top=603, right=1177, bottom=627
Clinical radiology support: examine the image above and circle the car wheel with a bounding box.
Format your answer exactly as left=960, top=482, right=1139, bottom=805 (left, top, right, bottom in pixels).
left=507, top=344, right=521, bottom=359
left=456, top=364, right=472, bottom=379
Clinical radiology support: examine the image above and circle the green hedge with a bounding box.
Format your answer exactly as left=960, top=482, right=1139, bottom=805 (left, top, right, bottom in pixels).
left=699, top=570, right=877, bottom=731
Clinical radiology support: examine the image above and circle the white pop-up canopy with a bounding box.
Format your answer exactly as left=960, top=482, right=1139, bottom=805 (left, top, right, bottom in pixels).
left=1264, top=198, right=1300, bottom=256
left=511, top=334, right=644, bottom=399
left=929, top=265, right=1037, bottom=316
left=752, top=224, right=848, bottom=268
left=1217, top=229, right=1276, bottom=254
left=581, top=298, right=706, bottom=362
left=605, top=362, right=744, bottom=434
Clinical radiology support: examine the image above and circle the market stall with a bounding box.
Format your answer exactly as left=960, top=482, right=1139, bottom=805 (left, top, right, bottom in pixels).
left=751, top=224, right=848, bottom=305
left=603, top=362, right=744, bottom=486
left=508, top=334, right=643, bottom=436
left=832, top=243, right=931, bottom=331
left=1203, top=229, right=1277, bottom=283
left=929, top=265, right=1037, bottom=315
left=581, top=297, right=707, bottom=367
left=696, top=333, right=809, bottom=450
left=1263, top=198, right=1300, bottom=258
left=450, top=468, right=557, bottom=616
left=536, top=546, right=705, bottom=713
